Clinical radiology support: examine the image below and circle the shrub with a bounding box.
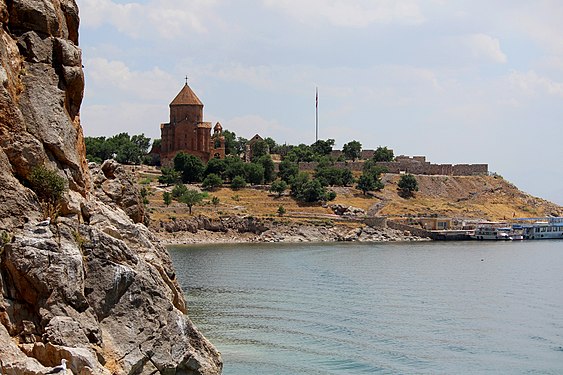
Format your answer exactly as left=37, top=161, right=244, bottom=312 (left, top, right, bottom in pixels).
left=1, top=231, right=11, bottom=249
left=202, top=173, right=223, bottom=191
left=277, top=205, right=286, bottom=216
left=398, top=174, right=419, bottom=197
left=231, top=176, right=246, bottom=190
left=243, top=163, right=265, bottom=185
left=28, top=166, right=67, bottom=219
left=158, top=167, right=180, bottom=186
left=163, top=192, right=172, bottom=206
left=172, top=183, right=188, bottom=199
left=269, top=180, right=288, bottom=197
left=278, top=159, right=299, bottom=183
left=174, top=152, right=205, bottom=183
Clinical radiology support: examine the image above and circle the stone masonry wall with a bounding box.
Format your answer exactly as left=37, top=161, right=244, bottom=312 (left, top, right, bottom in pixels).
left=297, top=158, right=488, bottom=176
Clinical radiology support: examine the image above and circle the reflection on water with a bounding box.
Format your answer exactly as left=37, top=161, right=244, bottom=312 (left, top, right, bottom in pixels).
left=169, top=241, right=563, bottom=374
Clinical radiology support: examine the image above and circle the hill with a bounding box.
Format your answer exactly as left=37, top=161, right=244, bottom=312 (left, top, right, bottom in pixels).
left=141, top=167, right=561, bottom=224
left=376, top=174, right=562, bottom=220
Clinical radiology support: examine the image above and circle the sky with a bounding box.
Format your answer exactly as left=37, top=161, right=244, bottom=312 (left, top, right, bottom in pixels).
left=77, top=0, right=563, bottom=205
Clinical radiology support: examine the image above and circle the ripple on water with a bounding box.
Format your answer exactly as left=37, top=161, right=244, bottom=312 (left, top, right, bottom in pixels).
left=170, top=241, right=563, bottom=375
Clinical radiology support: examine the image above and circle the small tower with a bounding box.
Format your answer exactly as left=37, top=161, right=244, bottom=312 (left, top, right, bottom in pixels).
left=210, top=122, right=226, bottom=159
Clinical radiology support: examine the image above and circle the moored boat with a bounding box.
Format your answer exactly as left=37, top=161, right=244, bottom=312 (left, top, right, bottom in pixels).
left=522, top=218, right=563, bottom=240
left=471, top=226, right=514, bottom=240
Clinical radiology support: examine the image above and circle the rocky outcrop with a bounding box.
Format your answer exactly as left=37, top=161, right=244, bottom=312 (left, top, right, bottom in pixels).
left=157, top=215, right=268, bottom=235
left=155, top=216, right=427, bottom=244
left=91, top=160, right=146, bottom=224
left=0, top=0, right=222, bottom=373
left=330, top=204, right=366, bottom=217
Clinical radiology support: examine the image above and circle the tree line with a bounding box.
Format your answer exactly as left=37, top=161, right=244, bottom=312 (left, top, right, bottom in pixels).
left=85, top=130, right=418, bottom=205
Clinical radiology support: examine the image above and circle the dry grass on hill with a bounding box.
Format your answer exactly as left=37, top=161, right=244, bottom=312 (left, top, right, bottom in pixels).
left=377, top=174, right=562, bottom=220
left=134, top=165, right=561, bottom=224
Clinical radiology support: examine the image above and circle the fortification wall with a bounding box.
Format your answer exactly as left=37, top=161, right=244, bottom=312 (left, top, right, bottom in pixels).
left=297, top=158, right=488, bottom=176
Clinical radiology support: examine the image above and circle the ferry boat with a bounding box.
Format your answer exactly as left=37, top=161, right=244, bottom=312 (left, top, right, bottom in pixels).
left=471, top=226, right=514, bottom=240
left=522, top=218, right=563, bottom=240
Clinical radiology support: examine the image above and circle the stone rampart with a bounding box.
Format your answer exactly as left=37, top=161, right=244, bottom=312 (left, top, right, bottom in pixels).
left=297, top=156, right=488, bottom=176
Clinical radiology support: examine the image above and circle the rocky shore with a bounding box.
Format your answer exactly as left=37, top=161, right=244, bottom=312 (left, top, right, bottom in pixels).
left=152, top=215, right=429, bottom=245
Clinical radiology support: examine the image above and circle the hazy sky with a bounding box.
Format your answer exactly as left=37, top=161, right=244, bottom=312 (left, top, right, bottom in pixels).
left=77, top=0, right=563, bottom=205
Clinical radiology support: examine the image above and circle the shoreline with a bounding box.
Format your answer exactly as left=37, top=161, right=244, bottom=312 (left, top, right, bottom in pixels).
left=153, top=221, right=430, bottom=246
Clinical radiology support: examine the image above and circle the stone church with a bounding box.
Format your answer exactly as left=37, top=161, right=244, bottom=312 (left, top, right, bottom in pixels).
left=159, top=83, right=225, bottom=165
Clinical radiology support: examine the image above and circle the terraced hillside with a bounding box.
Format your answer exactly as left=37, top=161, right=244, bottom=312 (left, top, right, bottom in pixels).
left=138, top=165, right=561, bottom=223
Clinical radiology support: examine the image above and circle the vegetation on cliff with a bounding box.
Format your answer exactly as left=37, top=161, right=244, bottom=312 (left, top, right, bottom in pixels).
left=0, top=1, right=222, bottom=373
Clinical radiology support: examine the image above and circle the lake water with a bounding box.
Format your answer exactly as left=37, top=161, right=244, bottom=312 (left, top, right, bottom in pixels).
left=169, top=241, right=563, bottom=374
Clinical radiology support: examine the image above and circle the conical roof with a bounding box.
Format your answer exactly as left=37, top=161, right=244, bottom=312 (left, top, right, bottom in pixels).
left=170, top=83, right=203, bottom=106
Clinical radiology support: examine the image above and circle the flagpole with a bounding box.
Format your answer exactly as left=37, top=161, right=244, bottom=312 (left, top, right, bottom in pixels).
left=315, top=87, right=318, bottom=142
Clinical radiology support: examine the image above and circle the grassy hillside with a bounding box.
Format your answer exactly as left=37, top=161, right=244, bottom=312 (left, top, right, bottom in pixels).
left=137, top=165, right=561, bottom=224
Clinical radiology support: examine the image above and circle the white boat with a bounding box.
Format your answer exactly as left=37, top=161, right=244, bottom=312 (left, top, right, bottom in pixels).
left=471, top=226, right=514, bottom=240
left=522, top=218, right=563, bottom=240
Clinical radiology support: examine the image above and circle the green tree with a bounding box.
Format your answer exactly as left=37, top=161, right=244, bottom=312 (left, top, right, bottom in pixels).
left=298, top=179, right=327, bottom=203
left=290, top=172, right=310, bottom=197
left=315, top=166, right=354, bottom=186
left=205, top=158, right=227, bottom=178
left=373, top=146, right=394, bottom=162
left=342, top=140, right=362, bottom=161
left=231, top=175, right=246, bottom=190
left=398, top=174, right=419, bottom=197
left=202, top=173, right=222, bottom=191
left=84, top=136, right=114, bottom=163
left=363, top=159, right=388, bottom=177
left=158, top=167, right=181, bottom=186
left=278, top=159, right=299, bottom=183
left=163, top=191, right=172, bottom=206
left=115, top=141, right=141, bottom=165
left=131, top=134, right=151, bottom=155
left=251, top=139, right=269, bottom=162
left=223, top=156, right=246, bottom=182
left=311, top=139, right=335, bottom=157
left=179, top=189, right=204, bottom=215
left=244, top=163, right=265, bottom=185
left=269, top=180, right=288, bottom=197
left=356, top=174, right=376, bottom=195
left=234, top=136, right=248, bottom=156
left=174, top=152, right=204, bottom=183
left=285, top=144, right=315, bottom=162
left=171, top=183, right=188, bottom=199
left=264, top=137, right=277, bottom=153
left=151, top=139, right=162, bottom=149
left=222, top=130, right=237, bottom=155
left=257, top=155, right=275, bottom=183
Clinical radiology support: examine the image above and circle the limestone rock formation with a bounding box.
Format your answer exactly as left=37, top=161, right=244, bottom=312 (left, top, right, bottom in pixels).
left=0, top=0, right=222, bottom=373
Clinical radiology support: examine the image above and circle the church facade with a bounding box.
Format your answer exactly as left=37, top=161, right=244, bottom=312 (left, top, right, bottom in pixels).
left=159, top=83, right=225, bottom=165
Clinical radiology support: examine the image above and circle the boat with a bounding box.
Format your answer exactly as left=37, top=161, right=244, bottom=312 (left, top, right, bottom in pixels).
left=471, top=226, right=514, bottom=240
left=522, top=218, right=563, bottom=240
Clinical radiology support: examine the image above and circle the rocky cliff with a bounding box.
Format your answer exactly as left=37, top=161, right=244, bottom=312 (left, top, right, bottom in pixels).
left=0, top=1, right=222, bottom=373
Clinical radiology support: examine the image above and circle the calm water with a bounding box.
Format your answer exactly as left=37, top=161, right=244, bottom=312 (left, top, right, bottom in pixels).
left=169, top=241, right=563, bottom=374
